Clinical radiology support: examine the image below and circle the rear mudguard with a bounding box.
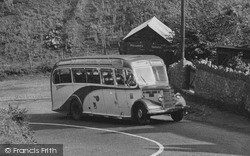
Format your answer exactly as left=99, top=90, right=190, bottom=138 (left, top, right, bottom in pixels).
left=53, top=94, right=82, bottom=115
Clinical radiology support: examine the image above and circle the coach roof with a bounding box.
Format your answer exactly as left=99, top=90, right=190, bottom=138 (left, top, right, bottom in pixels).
left=55, top=55, right=162, bottom=67
left=63, top=55, right=161, bottom=61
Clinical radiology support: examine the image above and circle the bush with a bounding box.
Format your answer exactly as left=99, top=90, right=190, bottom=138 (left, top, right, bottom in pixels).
left=36, top=63, right=53, bottom=73
left=0, top=62, right=53, bottom=80
left=227, top=53, right=250, bottom=73
left=0, top=64, right=32, bottom=77
left=0, top=105, right=36, bottom=144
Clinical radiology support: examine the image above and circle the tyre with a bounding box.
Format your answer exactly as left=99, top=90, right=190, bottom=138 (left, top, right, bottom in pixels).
left=71, top=100, right=82, bottom=120
left=171, top=111, right=183, bottom=122
left=133, top=104, right=150, bottom=125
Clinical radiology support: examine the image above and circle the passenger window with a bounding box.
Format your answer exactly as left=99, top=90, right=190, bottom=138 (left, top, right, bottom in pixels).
left=60, top=69, right=72, bottom=83
left=86, top=68, right=100, bottom=84
left=53, top=68, right=72, bottom=84
left=125, top=70, right=136, bottom=87
left=72, top=68, right=87, bottom=83
left=53, top=70, right=60, bottom=84
left=115, top=69, right=125, bottom=85
left=101, top=69, right=114, bottom=85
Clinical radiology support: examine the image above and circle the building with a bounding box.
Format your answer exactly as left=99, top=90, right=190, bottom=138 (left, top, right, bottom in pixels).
left=216, top=45, right=250, bottom=66
left=119, top=16, right=175, bottom=67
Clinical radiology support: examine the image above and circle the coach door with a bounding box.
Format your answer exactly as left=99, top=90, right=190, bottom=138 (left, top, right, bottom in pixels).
left=124, top=69, right=142, bottom=116
left=51, top=68, right=74, bottom=111
left=100, top=68, right=119, bottom=116
left=114, top=69, right=132, bottom=117
left=84, top=68, right=106, bottom=115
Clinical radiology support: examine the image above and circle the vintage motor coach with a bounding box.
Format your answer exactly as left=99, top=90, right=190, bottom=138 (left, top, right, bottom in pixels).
left=50, top=55, right=188, bottom=124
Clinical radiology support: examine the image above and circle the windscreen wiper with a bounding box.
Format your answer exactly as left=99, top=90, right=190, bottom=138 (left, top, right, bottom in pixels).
left=140, top=76, right=148, bottom=85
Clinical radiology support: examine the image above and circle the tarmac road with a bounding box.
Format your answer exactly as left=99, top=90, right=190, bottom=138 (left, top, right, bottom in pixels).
left=1, top=76, right=250, bottom=156
left=1, top=99, right=248, bottom=156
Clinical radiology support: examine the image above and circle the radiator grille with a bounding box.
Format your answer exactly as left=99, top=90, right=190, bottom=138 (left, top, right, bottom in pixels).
left=163, top=89, right=174, bottom=108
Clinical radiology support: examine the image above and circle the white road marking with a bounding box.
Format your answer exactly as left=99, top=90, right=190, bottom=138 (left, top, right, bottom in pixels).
left=31, top=122, right=164, bottom=156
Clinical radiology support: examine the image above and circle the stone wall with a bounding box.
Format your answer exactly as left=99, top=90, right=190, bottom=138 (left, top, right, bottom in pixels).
left=194, top=62, right=250, bottom=111
left=168, top=60, right=186, bottom=89
left=169, top=60, right=250, bottom=112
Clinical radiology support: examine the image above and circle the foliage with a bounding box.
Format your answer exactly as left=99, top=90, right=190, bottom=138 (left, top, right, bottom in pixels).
left=227, top=52, right=250, bottom=73
left=44, top=27, right=68, bottom=51
left=36, top=63, right=53, bottom=73
left=0, top=105, right=36, bottom=144
left=194, top=59, right=250, bottom=82
left=0, top=0, right=249, bottom=76
left=183, top=0, right=250, bottom=59
left=0, top=63, right=31, bottom=78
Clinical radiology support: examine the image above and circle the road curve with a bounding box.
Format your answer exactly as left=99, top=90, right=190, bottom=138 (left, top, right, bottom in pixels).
left=31, top=122, right=164, bottom=156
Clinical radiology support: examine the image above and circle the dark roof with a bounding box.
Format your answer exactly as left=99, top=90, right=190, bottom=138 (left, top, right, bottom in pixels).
left=217, top=45, right=250, bottom=52
left=123, top=16, right=174, bottom=43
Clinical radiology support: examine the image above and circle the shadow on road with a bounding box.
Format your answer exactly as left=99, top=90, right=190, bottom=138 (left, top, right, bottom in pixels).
left=29, top=112, right=174, bottom=131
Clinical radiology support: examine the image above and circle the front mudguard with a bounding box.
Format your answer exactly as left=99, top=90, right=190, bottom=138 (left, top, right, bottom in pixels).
left=173, top=93, right=186, bottom=107
left=173, top=93, right=190, bottom=114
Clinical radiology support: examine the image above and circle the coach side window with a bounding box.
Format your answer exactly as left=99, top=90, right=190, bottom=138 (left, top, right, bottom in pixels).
left=115, top=69, right=125, bottom=86
left=101, top=69, right=114, bottom=85
left=53, top=68, right=72, bottom=84
left=86, top=68, right=100, bottom=84
left=60, top=69, right=72, bottom=83
left=125, top=70, right=136, bottom=87
left=72, top=68, right=87, bottom=83
left=53, top=70, right=60, bottom=84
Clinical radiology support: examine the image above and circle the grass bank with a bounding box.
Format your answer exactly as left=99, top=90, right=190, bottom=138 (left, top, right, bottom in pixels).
left=0, top=105, right=36, bottom=144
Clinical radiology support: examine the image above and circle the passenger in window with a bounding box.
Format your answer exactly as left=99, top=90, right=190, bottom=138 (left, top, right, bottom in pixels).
left=104, top=73, right=114, bottom=85
left=60, top=69, right=72, bottom=83
left=92, top=70, right=101, bottom=84
left=125, top=71, right=136, bottom=87
left=73, top=69, right=86, bottom=83
left=115, top=69, right=125, bottom=85
left=116, top=74, right=124, bottom=85
left=86, top=69, right=100, bottom=84
left=102, top=71, right=114, bottom=85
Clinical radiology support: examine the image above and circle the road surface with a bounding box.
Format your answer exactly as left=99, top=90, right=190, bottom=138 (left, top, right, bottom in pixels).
left=0, top=76, right=250, bottom=156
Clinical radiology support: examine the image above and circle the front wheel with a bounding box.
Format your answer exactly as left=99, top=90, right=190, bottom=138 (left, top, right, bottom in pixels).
left=71, top=100, right=82, bottom=120
left=133, top=104, right=150, bottom=125
left=171, top=111, right=183, bottom=122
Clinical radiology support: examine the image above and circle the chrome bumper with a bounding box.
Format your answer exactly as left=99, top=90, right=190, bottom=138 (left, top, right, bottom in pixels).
left=148, top=105, right=190, bottom=115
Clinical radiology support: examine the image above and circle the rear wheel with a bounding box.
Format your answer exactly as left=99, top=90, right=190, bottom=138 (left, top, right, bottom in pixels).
left=171, top=111, right=183, bottom=122
left=71, top=100, right=82, bottom=120
left=133, top=104, right=150, bottom=125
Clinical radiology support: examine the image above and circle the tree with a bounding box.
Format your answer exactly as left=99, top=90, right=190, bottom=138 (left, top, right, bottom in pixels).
left=0, top=0, right=249, bottom=73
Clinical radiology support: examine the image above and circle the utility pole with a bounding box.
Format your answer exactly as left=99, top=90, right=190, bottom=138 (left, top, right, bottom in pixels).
left=181, top=0, right=186, bottom=59
left=181, top=0, right=187, bottom=89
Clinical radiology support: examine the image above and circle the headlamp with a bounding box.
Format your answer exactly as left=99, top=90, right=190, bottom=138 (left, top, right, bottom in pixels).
left=175, top=93, right=181, bottom=99
left=158, top=94, right=163, bottom=102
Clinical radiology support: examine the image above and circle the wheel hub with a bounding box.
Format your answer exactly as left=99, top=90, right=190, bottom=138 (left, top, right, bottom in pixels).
left=138, top=109, right=143, bottom=118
